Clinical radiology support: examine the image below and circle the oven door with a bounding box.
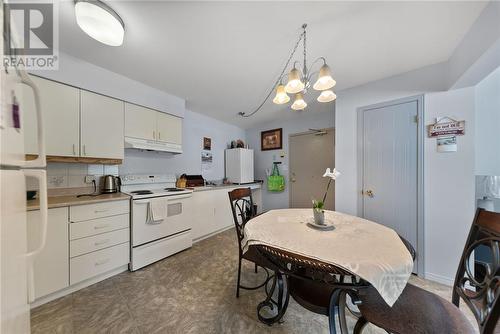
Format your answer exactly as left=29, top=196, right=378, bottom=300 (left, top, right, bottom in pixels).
left=131, top=194, right=192, bottom=247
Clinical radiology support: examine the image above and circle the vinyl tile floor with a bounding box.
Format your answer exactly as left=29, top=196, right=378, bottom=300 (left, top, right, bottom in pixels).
left=31, top=229, right=478, bottom=334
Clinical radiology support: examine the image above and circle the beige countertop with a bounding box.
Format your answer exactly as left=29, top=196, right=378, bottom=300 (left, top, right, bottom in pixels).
left=191, top=181, right=262, bottom=192
left=27, top=192, right=130, bottom=211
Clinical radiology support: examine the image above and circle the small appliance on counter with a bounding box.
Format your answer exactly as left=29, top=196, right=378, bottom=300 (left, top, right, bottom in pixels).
left=181, top=174, right=205, bottom=187
left=101, top=175, right=121, bottom=193
left=225, top=148, right=254, bottom=184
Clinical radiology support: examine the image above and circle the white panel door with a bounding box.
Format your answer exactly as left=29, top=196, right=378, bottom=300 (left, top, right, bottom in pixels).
left=80, top=91, right=124, bottom=159
left=156, top=112, right=182, bottom=144
left=27, top=207, right=69, bottom=300
left=124, top=103, right=157, bottom=141
left=362, top=101, right=418, bottom=258
left=23, top=76, right=80, bottom=156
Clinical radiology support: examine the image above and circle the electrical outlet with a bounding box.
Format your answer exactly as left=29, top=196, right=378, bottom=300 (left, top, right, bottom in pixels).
left=85, top=175, right=96, bottom=184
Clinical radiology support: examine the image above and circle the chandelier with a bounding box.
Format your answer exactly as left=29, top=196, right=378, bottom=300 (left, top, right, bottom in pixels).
left=240, top=24, right=336, bottom=117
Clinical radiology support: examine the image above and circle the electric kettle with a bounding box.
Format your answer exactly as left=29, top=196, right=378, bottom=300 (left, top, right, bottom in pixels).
left=102, top=175, right=121, bottom=193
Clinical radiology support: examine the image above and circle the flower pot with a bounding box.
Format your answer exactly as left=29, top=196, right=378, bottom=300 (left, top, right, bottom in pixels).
left=313, top=209, right=325, bottom=225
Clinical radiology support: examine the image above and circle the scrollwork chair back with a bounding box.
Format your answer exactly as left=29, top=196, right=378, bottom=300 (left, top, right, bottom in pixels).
left=452, top=209, right=500, bottom=334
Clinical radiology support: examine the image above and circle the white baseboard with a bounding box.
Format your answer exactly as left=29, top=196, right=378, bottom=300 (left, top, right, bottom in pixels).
left=193, top=225, right=233, bottom=243
left=30, top=265, right=129, bottom=309
left=424, top=272, right=454, bottom=286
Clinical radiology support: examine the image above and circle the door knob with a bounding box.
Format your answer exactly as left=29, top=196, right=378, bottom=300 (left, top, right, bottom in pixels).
left=365, top=190, right=374, bottom=198
left=290, top=172, right=296, bottom=183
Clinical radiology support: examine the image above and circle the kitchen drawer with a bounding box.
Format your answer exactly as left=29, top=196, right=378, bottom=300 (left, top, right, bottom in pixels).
left=70, top=228, right=129, bottom=258
left=70, top=200, right=129, bottom=222
left=70, top=242, right=129, bottom=285
left=70, top=214, right=129, bottom=240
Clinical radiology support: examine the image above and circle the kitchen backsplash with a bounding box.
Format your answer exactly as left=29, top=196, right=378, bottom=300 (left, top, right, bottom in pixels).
left=27, top=163, right=119, bottom=190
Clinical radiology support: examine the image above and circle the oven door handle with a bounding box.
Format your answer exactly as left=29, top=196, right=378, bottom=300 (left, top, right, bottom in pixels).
left=133, top=194, right=192, bottom=205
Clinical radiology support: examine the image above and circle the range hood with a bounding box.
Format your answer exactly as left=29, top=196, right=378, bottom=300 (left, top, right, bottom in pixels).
left=124, top=137, right=182, bottom=154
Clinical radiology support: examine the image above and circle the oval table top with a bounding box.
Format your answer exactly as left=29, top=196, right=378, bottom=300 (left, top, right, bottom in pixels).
left=242, top=209, right=414, bottom=306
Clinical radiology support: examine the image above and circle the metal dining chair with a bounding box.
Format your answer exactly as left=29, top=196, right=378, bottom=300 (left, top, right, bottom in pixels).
left=354, top=208, right=500, bottom=334
left=228, top=188, right=269, bottom=298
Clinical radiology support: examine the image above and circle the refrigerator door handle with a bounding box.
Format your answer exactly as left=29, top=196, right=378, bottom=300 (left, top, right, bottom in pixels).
left=23, top=169, right=48, bottom=303
left=20, top=72, right=46, bottom=168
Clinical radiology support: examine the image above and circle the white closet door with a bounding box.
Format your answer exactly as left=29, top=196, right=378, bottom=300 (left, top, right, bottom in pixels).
left=156, top=112, right=182, bottom=145
left=124, top=103, right=157, bottom=141
left=23, top=76, right=80, bottom=156
left=80, top=91, right=124, bottom=159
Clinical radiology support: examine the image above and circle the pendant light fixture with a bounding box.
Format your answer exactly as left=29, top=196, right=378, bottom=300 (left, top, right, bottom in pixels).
left=317, top=90, right=337, bottom=103
left=74, top=0, right=125, bottom=46
left=272, top=84, right=290, bottom=104
left=291, top=92, right=307, bottom=110
left=240, top=24, right=336, bottom=117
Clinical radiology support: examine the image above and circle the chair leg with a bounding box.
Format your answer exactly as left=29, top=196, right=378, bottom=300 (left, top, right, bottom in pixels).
left=254, top=263, right=258, bottom=273
left=236, top=257, right=242, bottom=298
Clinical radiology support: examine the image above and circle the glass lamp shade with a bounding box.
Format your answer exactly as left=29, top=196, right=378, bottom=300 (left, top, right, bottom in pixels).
left=291, top=93, right=307, bottom=110
left=75, top=0, right=125, bottom=46
left=272, top=85, right=290, bottom=104
left=317, top=90, right=337, bottom=103
left=285, top=68, right=305, bottom=94
left=313, top=64, right=336, bottom=91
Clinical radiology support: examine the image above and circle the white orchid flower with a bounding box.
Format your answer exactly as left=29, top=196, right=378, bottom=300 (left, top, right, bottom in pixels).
left=323, top=168, right=341, bottom=180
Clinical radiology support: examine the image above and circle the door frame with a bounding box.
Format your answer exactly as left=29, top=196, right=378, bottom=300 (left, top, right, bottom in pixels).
left=356, top=95, right=425, bottom=276
left=289, top=128, right=335, bottom=209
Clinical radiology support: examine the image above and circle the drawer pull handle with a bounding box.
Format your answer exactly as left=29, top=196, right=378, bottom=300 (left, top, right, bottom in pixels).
left=94, top=209, right=109, bottom=213
left=94, top=239, right=110, bottom=246
left=95, top=258, right=110, bottom=266
left=94, top=224, right=110, bottom=230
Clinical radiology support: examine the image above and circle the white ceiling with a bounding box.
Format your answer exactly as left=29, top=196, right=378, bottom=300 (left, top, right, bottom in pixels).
left=57, top=1, right=487, bottom=128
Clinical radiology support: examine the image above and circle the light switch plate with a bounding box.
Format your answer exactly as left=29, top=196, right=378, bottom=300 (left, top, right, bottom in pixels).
left=85, top=175, right=96, bottom=183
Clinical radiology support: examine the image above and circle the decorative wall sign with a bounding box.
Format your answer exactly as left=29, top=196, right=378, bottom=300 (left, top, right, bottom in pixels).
left=203, top=137, right=211, bottom=150
left=437, top=136, right=457, bottom=153
left=428, top=117, right=465, bottom=137
left=261, top=128, right=283, bottom=151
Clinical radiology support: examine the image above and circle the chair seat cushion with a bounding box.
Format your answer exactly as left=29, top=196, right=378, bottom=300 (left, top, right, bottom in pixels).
left=358, top=283, right=476, bottom=334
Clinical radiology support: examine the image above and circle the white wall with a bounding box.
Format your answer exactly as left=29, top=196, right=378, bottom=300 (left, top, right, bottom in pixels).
left=475, top=66, right=500, bottom=176
left=424, top=87, right=476, bottom=285
left=120, top=109, right=245, bottom=181
left=31, top=52, right=185, bottom=117
left=246, top=108, right=334, bottom=210
left=334, top=62, right=448, bottom=215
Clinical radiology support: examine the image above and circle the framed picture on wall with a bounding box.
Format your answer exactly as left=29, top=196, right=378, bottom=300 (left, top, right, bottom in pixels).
left=261, top=128, right=283, bottom=151
left=203, top=137, right=211, bottom=150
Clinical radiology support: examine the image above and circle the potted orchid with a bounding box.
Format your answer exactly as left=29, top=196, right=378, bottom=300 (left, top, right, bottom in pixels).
left=312, top=168, right=341, bottom=225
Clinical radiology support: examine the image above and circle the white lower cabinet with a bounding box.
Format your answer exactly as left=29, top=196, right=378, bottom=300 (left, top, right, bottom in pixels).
left=27, top=207, right=69, bottom=300
left=189, top=186, right=262, bottom=241
left=29, top=200, right=130, bottom=304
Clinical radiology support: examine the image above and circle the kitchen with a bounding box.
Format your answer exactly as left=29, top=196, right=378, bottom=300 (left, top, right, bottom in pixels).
left=2, top=1, right=500, bottom=333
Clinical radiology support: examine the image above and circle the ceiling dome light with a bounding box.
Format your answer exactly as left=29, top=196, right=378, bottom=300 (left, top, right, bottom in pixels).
left=75, top=0, right=125, bottom=46
left=313, top=64, right=336, bottom=91
left=291, top=93, right=307, bottom=110
left=285, top=68, right=305, bottom=94
left=272, top=84, right=290, bottom=105
left=317, top=90, right=336, bottom=103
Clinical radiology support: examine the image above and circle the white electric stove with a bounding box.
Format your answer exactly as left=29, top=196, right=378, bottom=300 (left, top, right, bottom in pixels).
left=121, top=174, right=193, bottom=271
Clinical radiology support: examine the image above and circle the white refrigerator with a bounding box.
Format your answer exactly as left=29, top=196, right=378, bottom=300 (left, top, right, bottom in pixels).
left=1, top=12, right=48, bottom=334
left=225, top=148, right=254, bottom=184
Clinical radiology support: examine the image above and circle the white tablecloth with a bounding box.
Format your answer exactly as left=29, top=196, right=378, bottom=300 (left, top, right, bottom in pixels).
left=242, top=209, right=414, bottom=306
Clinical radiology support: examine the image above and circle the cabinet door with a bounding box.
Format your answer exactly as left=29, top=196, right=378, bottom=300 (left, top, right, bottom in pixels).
left=214, top=188, right=236, bottom=231
left=22, top=76, right=80, bottom=156
left=189, top=191, right=215, bottom=240
left=80, top=91, right=124, bottom=159
left=124, top=103, right=157, bottom=141
left=156, top=112, right=182, bottom=145
left=27, top=207, right=69, bottom=300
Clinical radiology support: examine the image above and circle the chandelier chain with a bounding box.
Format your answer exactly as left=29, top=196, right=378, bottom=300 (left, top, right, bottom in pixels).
left=239, top=27, right=306, bottom=118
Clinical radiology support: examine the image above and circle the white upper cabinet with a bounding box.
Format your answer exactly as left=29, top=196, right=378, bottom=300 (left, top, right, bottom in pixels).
left=80, top=91, right=124, bottom=159
left=23, top=76, right=80, bottom=156
left=156, top=112, right=182, bottom=145
left=124, top=103, right=156, bottom=141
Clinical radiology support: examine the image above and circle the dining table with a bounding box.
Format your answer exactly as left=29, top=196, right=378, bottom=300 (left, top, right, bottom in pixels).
left=241, top=208, right=415, bottom=333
